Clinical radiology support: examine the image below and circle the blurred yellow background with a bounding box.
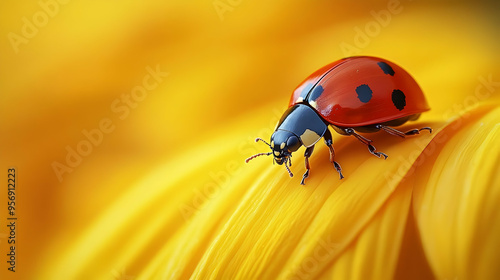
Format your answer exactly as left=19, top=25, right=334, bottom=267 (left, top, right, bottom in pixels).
left=1, top=0, right=499, bottom=279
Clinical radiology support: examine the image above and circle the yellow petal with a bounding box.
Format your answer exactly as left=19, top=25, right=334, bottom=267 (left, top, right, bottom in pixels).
left=320, top=181, right=413, bottom=280
left=413, top=104, right=500, bottom=279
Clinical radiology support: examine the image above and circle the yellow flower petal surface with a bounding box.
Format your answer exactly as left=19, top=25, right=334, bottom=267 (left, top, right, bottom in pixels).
left=413, top=105, right=500, bottom=280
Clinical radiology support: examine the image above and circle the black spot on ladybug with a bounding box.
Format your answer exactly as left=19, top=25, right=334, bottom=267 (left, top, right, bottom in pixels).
left=355, top=84, right=372, bottom=103
left=392, top=89, right=406, bottom=110
left=309, top=85, right=324, bottom=101
left=377, top=62, right=395, bottom=76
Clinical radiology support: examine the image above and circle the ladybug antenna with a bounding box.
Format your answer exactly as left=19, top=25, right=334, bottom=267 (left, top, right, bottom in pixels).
left=284, top=158, right=294, bottom=177
left=255, top=137, right=271, bottom=147
left=245, top=152, right=272, bottom=163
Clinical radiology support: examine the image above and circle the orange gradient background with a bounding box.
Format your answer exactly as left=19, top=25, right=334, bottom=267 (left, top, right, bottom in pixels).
left=1, top=1, right=499, bottom=279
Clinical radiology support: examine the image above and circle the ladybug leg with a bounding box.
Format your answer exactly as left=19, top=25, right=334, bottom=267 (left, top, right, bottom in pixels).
left=403, top=127, right=433, bottom=136
left=324, top=129, right=344, bottom=179
left=300, top=146, right=315, bottom=185
left=377, top=125, right=432, bottom=138
left=377, top=125, right=406, bottom=138
left=284, top=157, right=294, bottom=178
left=346, top=128, right=388, bottom=159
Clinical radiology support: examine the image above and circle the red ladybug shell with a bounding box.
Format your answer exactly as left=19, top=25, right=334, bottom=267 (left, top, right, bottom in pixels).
left=289, top=56, right=430, bottom=127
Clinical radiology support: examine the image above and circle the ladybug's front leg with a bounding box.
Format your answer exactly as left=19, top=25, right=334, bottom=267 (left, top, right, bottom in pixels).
left=346, top=128, right=388, bottom=159
left=301, top=146, right=314, bottom=185
left=323, top=129, right=344, bottom=179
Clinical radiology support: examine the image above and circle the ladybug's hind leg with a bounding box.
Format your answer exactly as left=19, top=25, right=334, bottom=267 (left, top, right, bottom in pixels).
left=377, top=125, right=432, bottom=138
left=345, top=128, right=388, bottom=159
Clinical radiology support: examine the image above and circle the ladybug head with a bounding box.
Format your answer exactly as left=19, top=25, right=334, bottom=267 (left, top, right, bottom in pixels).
left=245, top=130, right=301, bottom=178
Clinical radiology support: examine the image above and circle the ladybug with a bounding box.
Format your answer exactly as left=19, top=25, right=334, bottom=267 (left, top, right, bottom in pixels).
left=246, top=56, right=431, bottom=185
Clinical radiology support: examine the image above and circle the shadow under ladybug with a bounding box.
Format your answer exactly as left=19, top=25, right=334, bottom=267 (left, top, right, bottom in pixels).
left=246, top=56, right=432, bottom=185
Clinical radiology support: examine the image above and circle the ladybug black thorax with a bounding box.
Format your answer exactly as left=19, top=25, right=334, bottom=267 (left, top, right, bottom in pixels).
left=270, top=104, right=329, bottom=163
